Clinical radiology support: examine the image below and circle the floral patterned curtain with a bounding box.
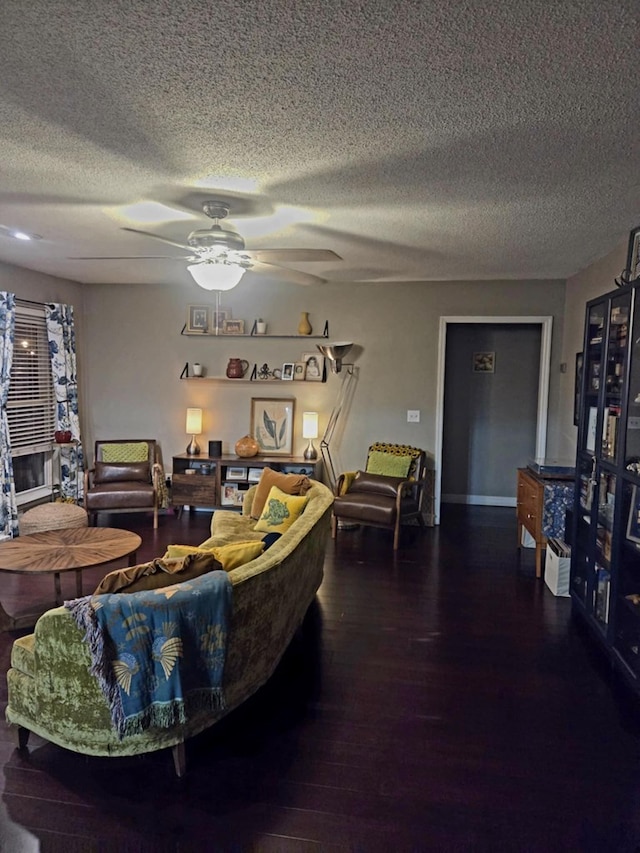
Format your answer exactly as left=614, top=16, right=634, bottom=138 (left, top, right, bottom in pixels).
left=0, top=292, right=18, bottom=538
left=45, top=303, right=84, bottom=501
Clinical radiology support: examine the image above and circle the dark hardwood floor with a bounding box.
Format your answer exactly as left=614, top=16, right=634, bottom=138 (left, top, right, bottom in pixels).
left=1, top=505, right=640, bottom=852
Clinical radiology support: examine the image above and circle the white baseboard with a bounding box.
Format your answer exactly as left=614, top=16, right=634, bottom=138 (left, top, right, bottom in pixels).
left=441, top=494, right=517, bottom=507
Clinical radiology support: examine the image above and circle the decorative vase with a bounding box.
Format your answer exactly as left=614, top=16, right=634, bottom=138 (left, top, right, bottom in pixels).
left=297, top=312, right=312, bottom=335
left=54, top=430, right=72, bottom=443
left=255, top=319, right=267, bottom=335
left=192, top=362, right=203, bottom=377
left=235, top=435, right=259, bottom=458
left=226, top=358, right=250, bottom=379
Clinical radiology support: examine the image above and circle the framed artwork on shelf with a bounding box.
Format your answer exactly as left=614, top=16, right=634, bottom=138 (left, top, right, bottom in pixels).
left=574, top=352, right=584, bottom=426
left=302, top=351, right=324, bottom=381
left=226, top=467, right=247, bottom=480
left=473, top=351, right=495, bottom=373
left=221, top=483, right=238, bottom=505
left=281, top=362, right=294, bottom=380
left=187, top=305, right=209, bottom=332
left=222, top=319, right=245, bottom=335
left=211, top=308, right=230, bottom=333
left=247, top=467, right=263, bottom=483
left=293, top=362, right=307, bottom=380
left=250, top=397, right=295, bottom=455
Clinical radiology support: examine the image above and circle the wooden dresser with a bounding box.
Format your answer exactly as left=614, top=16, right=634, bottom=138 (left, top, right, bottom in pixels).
left=516, top=468, right=574, bottom=579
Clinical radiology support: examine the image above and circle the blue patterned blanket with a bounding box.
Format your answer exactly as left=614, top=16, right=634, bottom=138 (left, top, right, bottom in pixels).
left=65, top=570, right=232, bottom=738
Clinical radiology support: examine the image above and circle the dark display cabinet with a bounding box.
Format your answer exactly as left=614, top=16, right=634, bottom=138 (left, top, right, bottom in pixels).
left=569, top=283, right=640, bottom=687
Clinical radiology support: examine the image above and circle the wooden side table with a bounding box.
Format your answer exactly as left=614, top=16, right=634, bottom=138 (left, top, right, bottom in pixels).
left=516, top=468, right=574, bottom=579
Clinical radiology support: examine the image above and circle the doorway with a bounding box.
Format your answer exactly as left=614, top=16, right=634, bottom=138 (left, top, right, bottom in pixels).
left=434, top=316, right=553, bottom=524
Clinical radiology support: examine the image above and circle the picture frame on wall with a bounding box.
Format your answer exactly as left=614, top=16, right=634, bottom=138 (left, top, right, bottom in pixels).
left=187, top=305, right=209, bottom=332
left=473, top=351, right=495, bottom=373
left=250, top=397, right=295, bottom=455
left=574, top=352, right=584, bottom=426
left=626, top=225, right=640, bottom=283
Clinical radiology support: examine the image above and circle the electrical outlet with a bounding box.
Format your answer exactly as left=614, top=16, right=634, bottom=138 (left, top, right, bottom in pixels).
left=407, top=410, right=420, bottom=423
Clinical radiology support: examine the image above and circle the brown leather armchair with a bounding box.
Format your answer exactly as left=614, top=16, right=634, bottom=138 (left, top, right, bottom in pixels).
left=84, top=440, right=162, bottom=529
left=331, top=442, right=434, bottom=549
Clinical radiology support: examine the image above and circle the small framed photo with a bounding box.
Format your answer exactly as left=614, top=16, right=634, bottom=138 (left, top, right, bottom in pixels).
left=248, top=467, right=263, bottom=483
left=250, top=397, right=295, bottom=455
left=281, top=362, right=294, bottom=380
left=226, top=467, right=247, bottom=480
left=302, top=351, right=324, bottom=381
left=473, top=352, right=495, bottom=373
left=233, top=488, right=246, bottom=507
left=222, top=319, right=245, bottom=335
left=293, top=361, right=307, bottom=381
left=211, top=308, right=230, bottom=333
left=187, top=305, right=209, bottom=333
left=221, top=482, right=238, bottom=505
left=625, top=226, right=640, bottom=283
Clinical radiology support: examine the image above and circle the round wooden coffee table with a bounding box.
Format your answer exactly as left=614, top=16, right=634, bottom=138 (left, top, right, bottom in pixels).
left=0, top=526, right=142, bottom=630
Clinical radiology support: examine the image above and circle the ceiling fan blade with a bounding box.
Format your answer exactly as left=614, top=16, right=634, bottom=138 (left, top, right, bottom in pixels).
left=121, top=227, right=192, bottom=251
left=245, top=249, right=342, bottom=263
left=68, top=255, right=186, bottom=260
left=249, top=261, right=326, bottom=286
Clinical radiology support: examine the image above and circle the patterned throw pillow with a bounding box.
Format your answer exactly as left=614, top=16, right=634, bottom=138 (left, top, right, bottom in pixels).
left=250, top=468, right=312, bottom=519
left=100, top=442, right=150, bottom=463
left=366, top=450, right=412, bottom=478
left=253, top=485, right=309, bottom=534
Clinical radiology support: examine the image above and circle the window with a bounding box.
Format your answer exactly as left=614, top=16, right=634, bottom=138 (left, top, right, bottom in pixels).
left=7, top=304, right=55, bottom=504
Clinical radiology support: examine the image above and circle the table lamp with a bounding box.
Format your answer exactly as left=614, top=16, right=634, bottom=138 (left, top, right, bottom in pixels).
left=186, top=407, right=202, bottom=455
left=302, top=411, right=319, bottom=460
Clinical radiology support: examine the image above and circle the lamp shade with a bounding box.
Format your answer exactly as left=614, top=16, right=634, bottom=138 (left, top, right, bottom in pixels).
left=187, top=261, right=246, bottom=291
left=302, top=411, right=319, bottom=439
left=185, top=407, right=202, bottom=435
left=317, top=341, right=353, bottom=373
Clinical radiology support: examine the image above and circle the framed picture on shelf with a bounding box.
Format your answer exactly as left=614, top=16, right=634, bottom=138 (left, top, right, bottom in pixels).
left=226, top=467, right=247, bottom=480
left=586, top=406, right=598, bottom=453
left=625, top=225, right=640, bottom=283
left=222, top=319, right=245, bottom=335
left=250, top=397, right=295, bottom=455
left=187, top=305, right=209, bottom=332
left=233, top=488, right=246, bottom=507
left=211, top=308, right=230, bottom=333
left=574, top=352, right=584, bottom=426
left=247, top=467, right=263, bottom=483
left=627, top=486, right=640, bottom=544
left=281, top=362, right=294, bottom=380
left=302, top=352, right=324, bottom=381
left=221, top=482, right=238, bottom=505
left=293, top=362, right=307, bottom=380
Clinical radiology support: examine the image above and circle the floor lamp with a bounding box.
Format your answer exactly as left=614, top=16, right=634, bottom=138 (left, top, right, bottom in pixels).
left=317, top=343, right=356, bottom=489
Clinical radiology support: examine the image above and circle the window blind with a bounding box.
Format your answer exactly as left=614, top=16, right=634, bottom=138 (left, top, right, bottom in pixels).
left=6, top=305, right=55, bottom=454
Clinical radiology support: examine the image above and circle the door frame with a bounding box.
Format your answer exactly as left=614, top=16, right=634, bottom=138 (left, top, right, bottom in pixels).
left=433, top=315, right=553, bottom=524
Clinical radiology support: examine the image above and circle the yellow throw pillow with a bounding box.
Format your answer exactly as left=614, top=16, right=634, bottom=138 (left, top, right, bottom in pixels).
left=253, top=485, right=309, bottom=534
left=164, top=544, right=214, bottom=559
left=250, top=467, right=312, bottom=519
left=366, top=450, right=412, bottom=478
left=210, top=540, right=265, bottom=571
left=100, top=442, right=150, bottom=463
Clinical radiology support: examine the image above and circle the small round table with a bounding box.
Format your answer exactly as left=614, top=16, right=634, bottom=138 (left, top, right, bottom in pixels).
left=0, top=527, right=142, bottom=630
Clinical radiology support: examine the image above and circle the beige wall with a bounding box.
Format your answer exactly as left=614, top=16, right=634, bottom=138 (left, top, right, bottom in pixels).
left=555, top=237, right=628, bottom=460
left=78, top=276, right=566, bottom=478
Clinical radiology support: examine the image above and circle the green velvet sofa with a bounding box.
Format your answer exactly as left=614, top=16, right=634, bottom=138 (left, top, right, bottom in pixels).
left=5, top=479, right=333, bottom=776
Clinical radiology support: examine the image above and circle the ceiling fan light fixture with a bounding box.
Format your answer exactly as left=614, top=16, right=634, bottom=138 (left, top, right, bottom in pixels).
left=187, top=260, right=246, bottom=291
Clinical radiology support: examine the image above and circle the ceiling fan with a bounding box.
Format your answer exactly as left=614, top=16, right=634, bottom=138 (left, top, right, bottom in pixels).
left=71, top=200, right=341, bottom=289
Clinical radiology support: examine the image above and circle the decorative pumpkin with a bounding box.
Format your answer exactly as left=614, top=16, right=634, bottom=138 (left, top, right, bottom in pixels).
left=235, top=435, right=259, bottom=458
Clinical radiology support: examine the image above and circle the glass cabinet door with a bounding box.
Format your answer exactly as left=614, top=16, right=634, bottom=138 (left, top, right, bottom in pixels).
left=581, top=302, right=606, bottom=455
left=601, top=294, right=630, bottom=463
left=625, top=294, right=640, bottom=470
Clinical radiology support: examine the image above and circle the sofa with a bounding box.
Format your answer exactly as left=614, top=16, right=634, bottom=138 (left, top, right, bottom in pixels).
left=5, top=478, right=333, bottom=776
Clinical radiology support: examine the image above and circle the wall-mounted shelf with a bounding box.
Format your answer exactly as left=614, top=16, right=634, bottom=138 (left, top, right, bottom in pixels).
left=179, top=377, right=325, bottom=384
left=180, top=320, right=329, bottom=338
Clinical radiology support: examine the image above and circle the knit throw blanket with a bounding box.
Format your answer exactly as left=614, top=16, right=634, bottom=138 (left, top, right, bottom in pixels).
left=65, top=570, right=232, bottom=738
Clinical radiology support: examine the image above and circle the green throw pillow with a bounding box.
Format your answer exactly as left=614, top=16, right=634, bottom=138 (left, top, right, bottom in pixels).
left=366, top=450, right=412, bottom=478
left=101, top=442, right=149, bottom=463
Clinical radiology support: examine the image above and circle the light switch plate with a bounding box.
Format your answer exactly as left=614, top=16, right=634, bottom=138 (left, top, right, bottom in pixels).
left=407, top=410, right=420, bottom=423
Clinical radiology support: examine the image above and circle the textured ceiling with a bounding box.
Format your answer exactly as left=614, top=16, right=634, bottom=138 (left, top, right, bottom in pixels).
left=0, top=0, right=638, bottom=287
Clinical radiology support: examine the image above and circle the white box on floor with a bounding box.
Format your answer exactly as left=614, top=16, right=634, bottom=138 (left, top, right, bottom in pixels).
left=545, top=543, right=571, bottom=596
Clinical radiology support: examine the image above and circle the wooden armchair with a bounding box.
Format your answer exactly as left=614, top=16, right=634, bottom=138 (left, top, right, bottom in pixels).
left=332, top=442, right=434, bottom=549
left=84, top=440, right=162, bottom=529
